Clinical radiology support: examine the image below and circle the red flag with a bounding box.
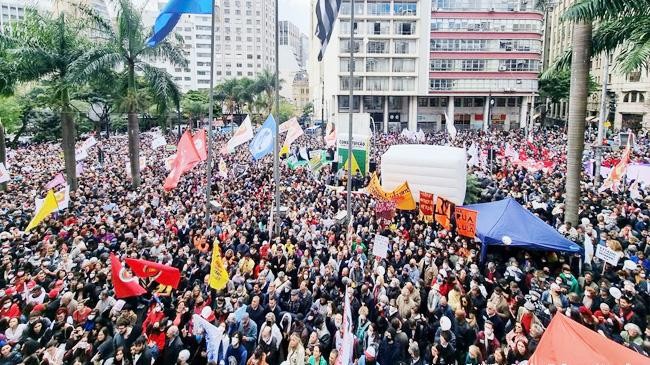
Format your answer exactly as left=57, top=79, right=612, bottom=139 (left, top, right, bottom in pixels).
left=125, top=258, right=181, bottom=289
left=163, top=130, right=202, bottom=190
left=110, top=253, right=147, bottom=299
left=193, top=128, right=208, bottom=161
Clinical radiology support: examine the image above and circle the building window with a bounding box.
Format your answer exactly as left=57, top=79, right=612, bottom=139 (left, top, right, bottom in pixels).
left=394, top=21, right=415, bottom=35
left=393, top=2, right=417, bottom=15
left=394, top=40, right=415, bottom=54
left=461, top=59, right=485, bottom=71
left=340, top=39, right=361, bottom=53
left=367, top=2, right=390, bottom=15
left=338, top=95, right=361, bottom=112
left=393, top=59, right=415, bottom=72
left=623, top=91, right=646, bottom=103
left=367, top=40, right=389, bottom=54
left=368, top=21, right=390, bottom=35
left=429, top=79, right=454, bottom=90
left=366, top=58, right=389, bottom=72
left=363, top=96, right=384, bottom=112
left=628, top=71, right=641, bottom=82
left=367, top=77, right=389, bottom=91
left=418, top=97, right=429, bottom=107
left=430, top=59, right=452, bottom=71
left=340, top=58, right=362, bottom=72
left=501, top=59, right=540, bottom=71
left=392, top=77, right=415, bottom=91
left=340, top=77, right=363, bottom=91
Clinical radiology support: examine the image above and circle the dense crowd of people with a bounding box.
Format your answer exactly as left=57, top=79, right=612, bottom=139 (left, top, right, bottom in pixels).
left=0, top=125, right=649, bottom=365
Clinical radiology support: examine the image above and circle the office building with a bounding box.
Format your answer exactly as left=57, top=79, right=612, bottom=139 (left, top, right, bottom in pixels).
left=279, top=20, right=309, bottom=101
left=144, top=0, right=277, bottom=92
left=309, top=0, right=543, bottom=132
left=545, top=0, right=650, bottom=129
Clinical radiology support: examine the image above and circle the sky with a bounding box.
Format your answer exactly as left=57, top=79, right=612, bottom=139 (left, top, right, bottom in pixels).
left=279, top=0, right=311, bottom=36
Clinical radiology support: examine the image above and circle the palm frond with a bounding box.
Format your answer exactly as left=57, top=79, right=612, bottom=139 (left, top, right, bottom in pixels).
left=140, top=40, right=188, bottom=68
left=137, top=63, right=181, bottom=111
left=562, top=0, right=650, bottom=22
left=67, top=48, right=123, bottom=84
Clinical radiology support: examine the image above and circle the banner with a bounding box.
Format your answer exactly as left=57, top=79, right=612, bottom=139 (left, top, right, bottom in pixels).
left=419, top=192, right=434, bottom=222
left=455, top=207, right=477, bottom=238
left=151, top=135, right=166, bottom=149
left=375, top=200, right=396, bottom=221
left=366, top=173, right=416, bottom=210
left=45, top=173, right=65, bottom=190
left=279, top=116, right=299, bottom=134
left=372, top=234, right=389, bottom=259
left=208, top=241, right=229, bottom=290
left=26, top=190, right=58, bottom=232
left=222, top=115, right=254, bottom=154
left=309, top=153, right=324, bottom=173
left=337, top=135, right=370, bottom=175
left=384, top=181, right=416, bottom=211
left=435, top=196, right=454, bottom=231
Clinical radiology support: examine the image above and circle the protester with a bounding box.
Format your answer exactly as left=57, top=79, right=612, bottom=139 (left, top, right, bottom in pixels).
left=0, top=126, right=648, bottom=365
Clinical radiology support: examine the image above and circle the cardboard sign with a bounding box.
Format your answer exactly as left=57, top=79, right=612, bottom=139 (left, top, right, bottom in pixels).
left=373, top=234, right=389, bottom=259
left=595, top=245, right=621, bottom=266
left=419, top=191, right=434, bottom=222
left=435, top=196, right=454, bottom=231
left=455, top=207, right=478, bottom=238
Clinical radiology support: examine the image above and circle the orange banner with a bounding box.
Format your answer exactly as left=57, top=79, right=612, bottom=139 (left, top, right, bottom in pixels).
left=455, top=207, right=478, bottom=238
left=419, top=192, right=434, bottom=222
left=435, top=196, right=454, bottom=231
left=366, top=173, right=416, bottom=211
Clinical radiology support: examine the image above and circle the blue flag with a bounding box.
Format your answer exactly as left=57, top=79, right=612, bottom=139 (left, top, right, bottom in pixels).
left=249, top=115, right=277, bottom=160
left=147, top=0, right=213, bottom=47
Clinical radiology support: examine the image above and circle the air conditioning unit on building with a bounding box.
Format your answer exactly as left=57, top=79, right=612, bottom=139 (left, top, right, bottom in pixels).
left=498, top=65, right=507, bottom=71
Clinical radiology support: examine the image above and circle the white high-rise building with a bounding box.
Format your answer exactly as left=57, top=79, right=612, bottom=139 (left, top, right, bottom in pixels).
left=0, top=0, right=28, bottom=29
left=279, top=20, right=309, bottom=100
left=144, top=0, right=277, bottom=92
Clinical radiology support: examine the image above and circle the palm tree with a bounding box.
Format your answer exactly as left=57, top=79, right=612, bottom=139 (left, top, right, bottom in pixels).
left=564, top=21, right=593, bottom=225
left=254, top=70, right=283, bottom=116
left=77, top=0, right=185, bottom=187
left=0, top=10, right=96, bottom=190
left=215, top=78, right=241, bottom=130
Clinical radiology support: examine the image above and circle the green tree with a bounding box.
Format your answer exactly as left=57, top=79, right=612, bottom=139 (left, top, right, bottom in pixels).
left=302, top=102, right=314, bottom=119
left=278, top=99, right=296, bottom=122
left=78, top=0, right=185, bottom=187
left=254, top=70, right=283, bottom=116
left=181, top=90, right=209, bottom=127
left=539, top=69, right=600, bottom=104
left=0, top=10, right=98, bottom=190
left=215, top=78, right=242, bottom=128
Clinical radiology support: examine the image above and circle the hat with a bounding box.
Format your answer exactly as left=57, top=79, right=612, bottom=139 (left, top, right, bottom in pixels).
left=609, top=287, right=622, bottom=299
left=529, top=290, right=541, bottom=300
left=440, top=316, right=451, bottom=331
left=178, top=350, right=191, bottom=362
left=623, top=260, right=637, bottom=271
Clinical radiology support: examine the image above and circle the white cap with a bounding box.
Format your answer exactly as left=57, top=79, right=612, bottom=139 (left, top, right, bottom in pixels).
left=178, top=349, right=190, bottom=361
left=440, top=316, right=451, bottom=331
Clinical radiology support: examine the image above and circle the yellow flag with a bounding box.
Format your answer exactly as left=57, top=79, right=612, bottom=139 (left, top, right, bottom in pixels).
left=385, top=181, right=417, bottom=210
left=208, top=240, right=229, bottom=290
left=279, top=144, right=289, bottom=156
left=26, top=190, right=58, bottom=232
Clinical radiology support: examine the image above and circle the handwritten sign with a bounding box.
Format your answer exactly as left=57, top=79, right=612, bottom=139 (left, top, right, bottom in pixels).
left=455, top=207, right=478, bottom=238
left=435, top=196, right=454, bottom=231
left=419, top=191, right=434, bottom=222
left=373, top=234, right=389, bottom=259
left=595, top=245, right=620, bottom=266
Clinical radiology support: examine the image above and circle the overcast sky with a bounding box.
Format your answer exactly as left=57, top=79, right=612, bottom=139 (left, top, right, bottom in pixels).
left=279, top=0, right=311, bottom=36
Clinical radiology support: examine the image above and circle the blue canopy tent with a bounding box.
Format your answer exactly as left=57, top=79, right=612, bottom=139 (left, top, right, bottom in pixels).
left=464, top=198, right=583, bottom=262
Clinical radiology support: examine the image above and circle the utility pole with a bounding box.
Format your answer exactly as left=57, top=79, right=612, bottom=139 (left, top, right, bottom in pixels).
left=595, top=52, right=609, bottom=184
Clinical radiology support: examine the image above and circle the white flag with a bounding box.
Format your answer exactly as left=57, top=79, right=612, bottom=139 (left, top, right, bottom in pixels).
left=222, top=115, right=254, bottom=154
left=279, top=117, right=299, bottom=134
left=192, top=314, right=225, bottom=363
left=35, top=185, right=70, bottom=212
left=75, top=149, right=88, bottom=161
left=283, top=120, right=304, bottom=148
left=445, top=112, right=457, bottom=140
left=81, top=136, right=97, bottom=151
left=0, top=163, right=9, bottom=183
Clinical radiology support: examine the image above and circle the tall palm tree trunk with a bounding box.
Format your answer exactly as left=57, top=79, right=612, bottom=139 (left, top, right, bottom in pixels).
left=127, top=65, right=141, bottom=188
left=564, top=21, right=592, bottom=225
left=0, top=120, right=6, bottom=191
left=61, top=90, right=78, bottom=190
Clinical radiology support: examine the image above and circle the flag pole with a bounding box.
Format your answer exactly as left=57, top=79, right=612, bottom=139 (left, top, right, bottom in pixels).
left=205, top=0, right=217, bottom=225
left=346, top=0, right=355, bottom=230
left=274, top=0, right=281, bottom=235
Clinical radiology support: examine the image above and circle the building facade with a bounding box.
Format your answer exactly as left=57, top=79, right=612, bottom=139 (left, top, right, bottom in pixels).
left=144, top=0, right=277, bottom=92
left=279, top=20, right=309, bottom=101
left=545, top=0, right=650, bottom=129
left=309, top=0, right=543, bottom=132
left=292, top=70, right=310, bottom=112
